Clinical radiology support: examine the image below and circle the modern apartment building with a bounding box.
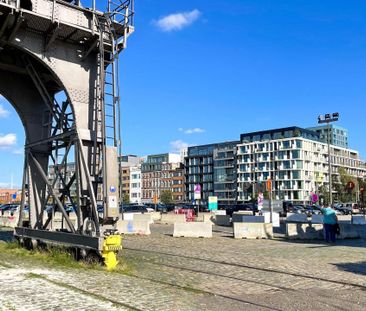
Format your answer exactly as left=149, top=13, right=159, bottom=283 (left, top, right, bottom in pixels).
left=141, top=153, right=181, bottom=203
left=237, top=127, right=366, bottom=204
left=213, top=144, right=238, bottom=205
left=307, top=124, right=348, bottom=148
left=184, top=142, right=239, bottom=205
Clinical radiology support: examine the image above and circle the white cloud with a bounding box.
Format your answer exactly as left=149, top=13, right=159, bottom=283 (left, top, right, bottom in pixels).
left=184, top=127, right=205, bottom=134
left=0, top=104, right=9, bottom=118
left=178, top=127, right=183, bottom=132
left=0, top=133, right=17, bottom=148
left=155, top=9, right=201, bottom=32
left=170, top=140, right=190, bottom=153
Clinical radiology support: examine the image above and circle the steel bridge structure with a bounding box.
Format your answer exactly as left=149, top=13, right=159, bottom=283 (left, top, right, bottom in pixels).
left=0, top=0, right=134, bottom=268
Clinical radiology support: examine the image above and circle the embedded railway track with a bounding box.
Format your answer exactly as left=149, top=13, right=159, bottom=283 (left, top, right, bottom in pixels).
left=123, top=247, right=366, bottom=292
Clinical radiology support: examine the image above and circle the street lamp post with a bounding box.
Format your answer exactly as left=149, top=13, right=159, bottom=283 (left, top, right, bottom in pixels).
left=318, top=112, right=339, bottom=206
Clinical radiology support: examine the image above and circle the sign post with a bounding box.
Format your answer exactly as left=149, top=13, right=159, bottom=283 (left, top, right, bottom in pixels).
left=194, top=184, right=201, bottom=219
left=347, top=181, right=355, bottom=203
left=208, top=196, right=218, bottom=211
left=266, top=179, right=272, bottom=222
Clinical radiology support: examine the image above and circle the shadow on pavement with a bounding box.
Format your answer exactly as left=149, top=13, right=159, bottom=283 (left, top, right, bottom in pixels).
left=334, top=261, right=366, bottom=276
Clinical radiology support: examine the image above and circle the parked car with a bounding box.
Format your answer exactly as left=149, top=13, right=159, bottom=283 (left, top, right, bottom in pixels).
left=286, top=204, right=306, bottom=214
left=119, top=204, right=148, bottom=214
left=0, top=204, right=20, bottom=213
left=145, top=203, right=175, bottom=213
left=225, top=203, right=258, bottom=217
left=44, top=204, right=76, bottom=214
left=333, top=203, right=353, bottom=215
left=303, top=205, right=322, bottom=216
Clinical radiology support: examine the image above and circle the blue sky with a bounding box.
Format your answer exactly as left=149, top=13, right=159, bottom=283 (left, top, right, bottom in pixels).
left=1, top=0, right=366, bottom=187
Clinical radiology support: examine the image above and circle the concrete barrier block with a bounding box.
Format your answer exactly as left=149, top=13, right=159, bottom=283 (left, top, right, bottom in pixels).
left=214, top=210, right=227, bottom=216
left=215, top=215, right=231, bottom=226
left=263, top=212, right=280, bottom=227
left=236, top=211, right=254, bottom=216
left=173, top=222, right=212, bottom=238
left=338, top=224, right=360, bottom=239
left=337, top=215, right=352, bottom=223
left=0, top=214, right=18, bottom=228
left=232, top=214, right=265, bottom=223
left=311, top=214, right=324, bottom=224
left=233, top=222, right=273, bottom=239
left=352, top=215, right=366, bottom=225
left=116, top=220, right=151, bottom=235
left=161, top=213, right=186, bottom=224
left=202, top=213, right=215, bottom=224
left=150, top=212, right=162, bottom=221
left=122, top=213, right=141, bottom=220
left=133, top=213, right=154, bottom=224
left=195, top=214, right=204, bottom=222
left=286, top=223, right=323, bottom=239
left=286, top=213, right=308, bottom=223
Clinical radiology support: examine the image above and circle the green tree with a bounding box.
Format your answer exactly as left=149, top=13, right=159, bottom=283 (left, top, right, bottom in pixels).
left=160, top=190, right=173, bottom=205
left=336, top=167, right=358, bottom=202
left=122, top=193, right=130, bottom=204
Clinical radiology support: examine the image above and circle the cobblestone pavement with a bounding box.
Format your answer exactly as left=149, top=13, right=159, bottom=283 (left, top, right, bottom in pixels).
left=1, top=225, right=366, bottom=310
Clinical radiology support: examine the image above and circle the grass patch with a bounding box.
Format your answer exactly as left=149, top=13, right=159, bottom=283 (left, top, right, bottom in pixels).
left=0, top=241, right=131, bottom=274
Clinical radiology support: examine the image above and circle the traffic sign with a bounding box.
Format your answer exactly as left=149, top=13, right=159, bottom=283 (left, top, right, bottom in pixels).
left=208, top=196, right=218, bottom=211
left=153, top=195, right=158, bottom=204
left=194, top=184, right=201, bottom=200
left=258, top=192, right=264, bottom=207
left=347, top=181, right=355, bottom=190
left=266, top=179, right=272, bottom=191
left=311, top=193, right=319, bottom=203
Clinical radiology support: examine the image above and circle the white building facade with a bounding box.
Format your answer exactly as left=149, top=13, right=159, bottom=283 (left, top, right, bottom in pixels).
left=237, top=127, right=366, bottom=204
left=129, top=167, right=142, bottom=204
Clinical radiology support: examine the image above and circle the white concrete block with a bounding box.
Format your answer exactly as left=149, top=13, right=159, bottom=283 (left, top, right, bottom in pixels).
left=352, top=215, right=366, bottom=225
left=286, top=213, right=308, bottom=223
left=215, top=215, right=231, bottom=226
left=122, top=212, right=140, bottom=221
left=233, top=222, right=273, bottom=239
left=116, top=220, right=151, bottom=235
left=286, top=223, right=323, bottom=239
left=173, top=222, right=212, bottom=238
left=263, top=212, right=280, bottom=227
left=150, top=212, right=162, bottom=221
left=311, top=214, right=324, bottom=224
left=0, top=213, right=18, bottom=228
left=161, top=213, right=186, bottom=224
left=214, top=210, right=227, bottom=216
left=133, top=213, right=153, bottom=224
left=232, top=214, right=265, bottom=223
left=202, top=213, right=215, bottom=224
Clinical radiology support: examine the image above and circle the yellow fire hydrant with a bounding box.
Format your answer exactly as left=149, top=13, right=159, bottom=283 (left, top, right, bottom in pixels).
left=101, top=234, right=122, bottom=270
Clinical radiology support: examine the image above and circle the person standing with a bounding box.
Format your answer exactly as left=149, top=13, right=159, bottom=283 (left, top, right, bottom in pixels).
left=320, top=205, right=338, bottom=243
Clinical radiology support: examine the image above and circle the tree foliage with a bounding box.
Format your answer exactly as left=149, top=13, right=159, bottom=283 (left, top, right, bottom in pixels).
left=160, top=190, right=173, bottom=205
left=122, top=193, right=130, bottom=204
